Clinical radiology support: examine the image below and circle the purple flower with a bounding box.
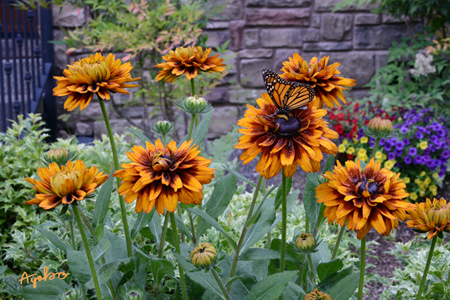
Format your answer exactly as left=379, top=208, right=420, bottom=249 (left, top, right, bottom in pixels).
left=415, top=132, right=424, bottom=139
left=404, top=156, right=412, bottom=164
left=379, top=139, right=386, bottom=146
left=443, top=149, right=450, bottom=159
left=395, top=149, right=403, bottom=156
left=369, top=140, right=375, bottom=147
left=384, top=145, right=392, bottom=152
left=408, top=147, right=417, bottom=156
left=430, top=135, right=439, bottom=144
left=432, top=122, right=442, bottom=131
left=403, top=139, right=410, bottom=146
left=439, top=168, right=446, bottom=177
left=414, top=155, right=423, bottom=164
left=437, top=129, right=446, bottom=137
left=428, top=144, right=436, bottom=152
left=424, top=149, right=431, bottom=155
left=399, top=125, right=408, bottom=134
left=396, top=141, right=404, bottom=150
left=388, top=153, right=396, bottom=160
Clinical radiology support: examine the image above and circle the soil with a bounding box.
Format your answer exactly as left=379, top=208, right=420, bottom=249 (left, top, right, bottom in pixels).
left=363, top=174, right=450, bottom=299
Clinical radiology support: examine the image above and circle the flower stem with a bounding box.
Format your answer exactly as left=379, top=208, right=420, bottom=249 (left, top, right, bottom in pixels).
left=187, top=113, right=196, bottom=141
left=78, top=206, right=117, bottom=300
left=212, top=268, right=231, bottom=300
left=280, top=171, right=287, bottom=273
left=72, top=205, right=103, bottom=300
left=308, top=254, right=316, bottom=287
left=228, top=175, right=264, bottom=292
left=162, top=133, right=167, bottom=145
left=98, top=97, right=132, bottom=258
left=188, top=212, right=197, bottom=245
left=416, top=236, right=437, bottom=300
left=158, top=214, right=170, bottom=258
left=358, top=236, right=366, bottom=300
left=331, top=225, right=345, bottom=260
left=371, top=137, right=381, bottom=159
left=69, top=218, right=76, bottom=250
left=170, top=212, right=188, bottom=300
left=190, top=78, right=195, bottom=96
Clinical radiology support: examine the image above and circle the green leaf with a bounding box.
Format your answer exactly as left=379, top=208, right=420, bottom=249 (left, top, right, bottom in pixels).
left=271, top=189, right=300, bottom=230
left=175, top=213, right=193, bottom=241
left=127, top=127, right=151, bottom=145
left=222, top=164, right=256, bottom=187
left=186, top=207, right=237, bottom=250
left=303, top=172, right=323, bottom=231
left=191, top=109, right=213, bottom=146
left=240, top=248, right=281, bottom=261
left=149, top=212, right=163, bottom=247
left=17, top=278, right=71, bottom=300
left=317, top=259, right=344, bottom=281
left=323, top=154, right=335, bottom=173
left=92, top=171, right=114, bottom=229
left=92, top=237, right=111, bottom=261
left=66, top=249, right=91, bottom=284
left=241, top=196, right=276, bottom=255
left=318, top=267, right=353, bottom=293
left=95, top=225, right=104, bottom=241
left=86, top=259, right=128, bottom=289
left=244, top=271, right=297, bottom=300
left=33, top=225, right=68, bottom=252
left=283, top=282, right=306, bottom=299
left=197, top=172, right=237, bottom=237
left=150, top=257, right=175, bottom=290
left=131, top=210, right=155, bottom=240
left=173, top=253, right=225, bottom=299
left=329, top=272, right=360, bottom=300
left=274, top=177, right=292, bottom=210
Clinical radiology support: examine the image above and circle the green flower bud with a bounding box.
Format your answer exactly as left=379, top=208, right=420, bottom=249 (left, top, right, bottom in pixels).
left=152, top=120, right=175, bottom=136
left=176, top=95, right=212, bottom=114
left=60, top=286, right=85, bottom=300
left=42, top=148, right=77, bottom=168
left=191, top=242, right=217, bottom=268
left=121, top=286, right=144, bottom=300
left=364, top=117, right=395, bottom=139
left=295, top=233, right=315, bottom=251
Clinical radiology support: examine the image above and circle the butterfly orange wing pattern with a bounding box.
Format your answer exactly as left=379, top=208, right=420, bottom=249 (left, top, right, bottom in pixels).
left=262, top=69, right=315, bottom=113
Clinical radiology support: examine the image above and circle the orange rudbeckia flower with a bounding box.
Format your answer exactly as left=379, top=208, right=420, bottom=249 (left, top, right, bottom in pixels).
left=406, top=198, right=450, bottom=239
left=114, top=139, right=215, bottom=215
left=280, top=53, right=356, bottom=109
left=155, top=46, right=226, bottom=83
left=316, top=158, right=415, bottom=239
left=235, top=93, right=338, bottom=179
left=25, top=160, right=108, bottom=210
left=53, top=53, right=140, bottom=111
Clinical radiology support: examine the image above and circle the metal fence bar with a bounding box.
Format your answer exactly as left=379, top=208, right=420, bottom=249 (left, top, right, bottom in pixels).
left=7, top=0, right=21, bottom=121
left=0, top=18, right=5, bottom=131
left=16, top=8, right=25, bottom=116
left=23, top=9, right=32, bottom=113
left=2, top=0, right=13, bottom=127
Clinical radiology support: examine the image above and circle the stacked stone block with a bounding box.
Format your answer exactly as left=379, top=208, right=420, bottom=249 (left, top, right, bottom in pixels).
left=52, top=0, right=415, bottom=139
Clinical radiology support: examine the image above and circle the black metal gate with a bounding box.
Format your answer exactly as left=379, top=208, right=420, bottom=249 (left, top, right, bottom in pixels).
left=0, top=0, right=56, bottom=138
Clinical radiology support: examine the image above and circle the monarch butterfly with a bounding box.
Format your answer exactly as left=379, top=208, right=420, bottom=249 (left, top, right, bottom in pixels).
left=262, top=69, right=315, bottom=115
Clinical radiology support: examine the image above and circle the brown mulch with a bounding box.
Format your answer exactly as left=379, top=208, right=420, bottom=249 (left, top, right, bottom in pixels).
left=362, top=174, right=450, bottom=299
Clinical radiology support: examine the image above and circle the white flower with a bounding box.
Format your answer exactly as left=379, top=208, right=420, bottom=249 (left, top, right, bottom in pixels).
left=409, top=53, right=436, bottom=77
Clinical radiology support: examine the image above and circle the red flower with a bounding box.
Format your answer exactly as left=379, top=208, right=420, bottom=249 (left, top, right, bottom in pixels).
left=337, top=113, right=344, bottom=121
left=329, top=112, right=336, bottom=120
left=364, top=119, right=370, bottom=125
left=354, top=103, right=359, bottom=109
left=334, top=124, right=344, bottom=134
left=347, top=154, right=354, bottom=160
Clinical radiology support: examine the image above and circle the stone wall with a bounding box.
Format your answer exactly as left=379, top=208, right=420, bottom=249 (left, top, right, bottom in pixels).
left=52, top=0, right=415, bottom=140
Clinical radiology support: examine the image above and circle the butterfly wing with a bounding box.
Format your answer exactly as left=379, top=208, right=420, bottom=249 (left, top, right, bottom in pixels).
left=284, top=83, right=315, bottom=110
left=262, top=69, right=291, bottom=109
left=262, top=69, right=314, bottom=112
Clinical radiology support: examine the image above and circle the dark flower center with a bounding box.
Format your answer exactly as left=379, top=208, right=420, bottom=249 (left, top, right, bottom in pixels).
left=152, top=153, right=174, bottom=172
left=274, top=115, right=301, bottom=137
left=357, top=179, right=379, bottom=197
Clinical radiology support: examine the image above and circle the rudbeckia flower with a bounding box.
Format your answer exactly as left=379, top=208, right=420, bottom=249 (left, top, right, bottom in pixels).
left=406, top=198, right=450, bottom=239
left=305, top=289, right=332, bottom=300
left=114, top=139, right=215, bottom=215
left=316, top=158, right=415, bottom=239
left=25, top=160, right=108, bottom=209
left=53, top=53, right=141, bottom=111
left=280, top=54, right=356, bottom=109
left=190, top=243, right=217, bottom=268
left=155, top=46, right=226, bottom=83
left=235, top=93, right=338, bottom=179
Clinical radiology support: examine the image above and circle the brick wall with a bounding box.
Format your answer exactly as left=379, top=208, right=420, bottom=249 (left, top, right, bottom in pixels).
left=52, top=0, right=417, bottom=139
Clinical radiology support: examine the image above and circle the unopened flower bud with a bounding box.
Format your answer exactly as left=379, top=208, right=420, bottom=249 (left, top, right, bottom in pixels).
left=152, top=120, right=175, bottom=136
left=295, top=233, right=315, bottom=251
left=42, top=148, right=77, bottom=167
left=60, top=286, right=85, bottom=300
left=305, top=289, right=333, bottom=300
left=124, top=289, right=144, bottom=300
left=368, top=117, right=393, bottom=132
left=177, top=95, right=212, bottom=114
left=364, top=117, right=395, bottom=139
left=191, top=242, right=217, bottom=268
